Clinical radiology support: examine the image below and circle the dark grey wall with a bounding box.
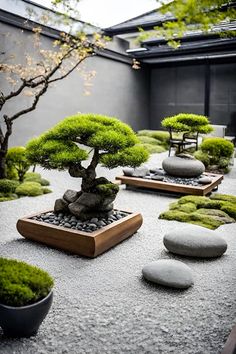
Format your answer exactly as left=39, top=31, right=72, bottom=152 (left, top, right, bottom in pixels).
left=0, top=22, right=150, bottom=147
left=150, top=62, right=236, bottom=136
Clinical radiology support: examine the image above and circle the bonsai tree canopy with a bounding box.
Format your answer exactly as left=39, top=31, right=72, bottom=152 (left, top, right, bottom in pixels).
left=26, top=113, right=149, bottom=220
left=161, top=113, right=213, bottom=134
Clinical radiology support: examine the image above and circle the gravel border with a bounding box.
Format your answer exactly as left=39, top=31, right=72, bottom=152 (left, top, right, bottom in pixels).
left=0, top=152, right=236, bottom=354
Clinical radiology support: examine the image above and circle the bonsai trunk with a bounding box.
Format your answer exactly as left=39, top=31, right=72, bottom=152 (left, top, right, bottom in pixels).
left=54, top=148, right=119, bottom=220
left=0, top=150, right=7, bottom=179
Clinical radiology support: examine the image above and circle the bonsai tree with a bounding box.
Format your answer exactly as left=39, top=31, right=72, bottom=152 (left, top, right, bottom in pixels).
left=161, top=113, right=213, bottom=134
left=26, top=113, right=149, bottom=220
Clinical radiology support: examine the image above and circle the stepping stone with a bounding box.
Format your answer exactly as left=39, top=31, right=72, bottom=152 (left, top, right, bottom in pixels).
left=163, top=225, right=227, bottom=258
left=162, top=156, right=205, bottom=177
left=142, top=259, right=194, bottom=289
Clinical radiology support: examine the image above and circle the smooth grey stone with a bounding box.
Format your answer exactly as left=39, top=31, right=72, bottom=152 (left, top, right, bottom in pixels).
left=142, top=260, right=194, bottom=289
left=163, top=225, right=227, bottom=258
left=198, top=177, right=212, bottom=184
left=132, top=166, right=149, bottom=177
left=63, top=189, right=79, bottom=203
left=64, top=223, right=71, bottom=228
left=150, top=168, right=166, bottom=176
left=162, top=156, right=205, bottom=177
left=123, top=167, right=134, bottom=176
left=151, top=175, right=164, bottom=181
left=90, top=218, right=98, bottom=223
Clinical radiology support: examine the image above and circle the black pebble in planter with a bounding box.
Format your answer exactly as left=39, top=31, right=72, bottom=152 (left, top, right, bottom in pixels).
left=0, top=290, right=53, bottom=337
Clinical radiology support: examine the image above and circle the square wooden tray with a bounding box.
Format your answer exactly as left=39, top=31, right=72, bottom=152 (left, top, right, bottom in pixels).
left=17, top=210, right=143, bottom=258
left=116, top=173, right=223, bottom=196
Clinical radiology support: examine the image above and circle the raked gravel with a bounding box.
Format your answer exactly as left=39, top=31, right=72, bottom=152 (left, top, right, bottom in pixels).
left=0, top=152, right=236, bottom=354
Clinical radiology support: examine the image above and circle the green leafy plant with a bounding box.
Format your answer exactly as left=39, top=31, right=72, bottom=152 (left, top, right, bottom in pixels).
left=194, top=137, right=234, bottom=173
left=159, top=193, right=236, bottom=229
left=24, top=172, right=50, bottom=186
left=0, top=179, right=20, bottom=193
left=0, top=258, right=54, bottom=307
left=6, top=147, right=31, bottom=182
left=161, top=113, right=213, bottom=134
left=26, top=113, right=149, bottom=220
left=15, top=182, right=44, bottom=196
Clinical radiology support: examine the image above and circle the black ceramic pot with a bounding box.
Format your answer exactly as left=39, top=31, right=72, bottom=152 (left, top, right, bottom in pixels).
left=0, top=290, right=53, bottom=337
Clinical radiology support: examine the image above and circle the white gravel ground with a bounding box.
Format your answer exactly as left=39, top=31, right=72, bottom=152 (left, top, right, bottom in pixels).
left=0, top=152, right=236, bottom=354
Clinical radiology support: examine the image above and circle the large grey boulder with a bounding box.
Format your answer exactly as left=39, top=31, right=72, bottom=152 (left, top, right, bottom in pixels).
left=163, top=225, right=227, bottom=258
left=142, top=259, right=194, bottom=289
left=162, top=156, right=205, bottom=177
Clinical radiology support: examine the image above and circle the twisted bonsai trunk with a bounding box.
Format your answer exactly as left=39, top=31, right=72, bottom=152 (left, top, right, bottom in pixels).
left=0, top=116, right=13, bottom=179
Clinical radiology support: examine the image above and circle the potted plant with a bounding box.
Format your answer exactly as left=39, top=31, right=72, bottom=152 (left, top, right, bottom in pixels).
left=17, top=113, right=149, bottom=257
left=0, top=258, right=54, bottom=337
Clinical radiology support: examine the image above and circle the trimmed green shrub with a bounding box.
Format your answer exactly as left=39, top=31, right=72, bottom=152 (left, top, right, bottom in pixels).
left=138, top=135, right=162, bottom=145
left=137, top=130, right=170, bottom=143
left=15, top=182, right=43, bottom=196
left=42, top=187, right=52, bottom=194
left=161, top=113, right=213, bottom=134
left=6, top=146, right=31, bottom=182
left=194, top=138, right=234, bottom=173
left=200, top=138, right=234, bottom=159
left=159, top=193, right=236, bottom=229
left=0, top=258, right=53, bottom=307
left=24, top=172, right=50, bottom=186
left=137, top=129, right=169, bottom=153
left=0, top=179, right=20, bottom=193
left=6, top=165, right=18, bottom=180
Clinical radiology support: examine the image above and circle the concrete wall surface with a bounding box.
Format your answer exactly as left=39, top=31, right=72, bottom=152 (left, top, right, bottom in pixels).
left=0, top=22, right=150, bottom=147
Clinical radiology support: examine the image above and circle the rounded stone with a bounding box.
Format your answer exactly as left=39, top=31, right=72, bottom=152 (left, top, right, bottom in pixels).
left=163, top=225, right=227, bottom=258
left=151, top=175, right=164, bottom=181
left=162, top=156, right=205, bottom=177
left=198, top=176, right=212, bottom=185
left=132, top=166, right=149, bottom=178
left=142, top=260, right=194, bottom=289
left=123, top=167, right=134, bottom=176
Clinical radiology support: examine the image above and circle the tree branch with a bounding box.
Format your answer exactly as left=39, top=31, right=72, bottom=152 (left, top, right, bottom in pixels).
left=9, top=81, right=49, bottom=122
left=48, top=53, right=95, bottom=84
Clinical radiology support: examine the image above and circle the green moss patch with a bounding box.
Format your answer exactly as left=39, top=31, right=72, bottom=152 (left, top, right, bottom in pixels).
left=24, top=172, right=50, bottom=186
left=159, top=193, right=236, bottom=229
left=0, top=258, right=54, bottom=307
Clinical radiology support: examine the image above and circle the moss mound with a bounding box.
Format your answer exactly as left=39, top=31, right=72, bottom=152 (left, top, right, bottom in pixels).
left=137, top=129, right=169, bottom=153
left=24, top=172, right=50, bottom=186
left=159, top=193, right=236, bottom=229
left=0, top=258, right=54, bottom=307
left=15, top=182, right=44, bottom=196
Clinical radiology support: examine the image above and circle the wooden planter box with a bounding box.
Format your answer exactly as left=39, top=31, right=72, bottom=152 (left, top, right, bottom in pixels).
left=17, top=210, right=143, bottom=258
left=116, top=173, right=223, bottom=196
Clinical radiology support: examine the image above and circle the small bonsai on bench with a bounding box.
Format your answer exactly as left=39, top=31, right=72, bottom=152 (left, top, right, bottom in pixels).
left=26, top=113, right=149, bottom=221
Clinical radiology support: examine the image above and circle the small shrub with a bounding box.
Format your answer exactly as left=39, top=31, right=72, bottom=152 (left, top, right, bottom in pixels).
left=0, top=258, right=54, bottom=307
left=42, top=187, right=52, bottom=194
left=15, top=182, right=43, bottom=196
left=39, top=178, right=50, bottom=186
left=24, top=172, right=50, bottom=186
left=0, top=179, right=20, bottom=193
left=6, top=147, right=31, bottom=182
left=201, top=138, right=234, bottom=159
left=194, top=150, right=210, bottom=167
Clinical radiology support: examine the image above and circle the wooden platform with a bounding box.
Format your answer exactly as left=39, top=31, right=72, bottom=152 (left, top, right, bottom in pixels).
left=17, top=210, right=143, bottom=258
left=116, top=173, right=223, bottom=196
